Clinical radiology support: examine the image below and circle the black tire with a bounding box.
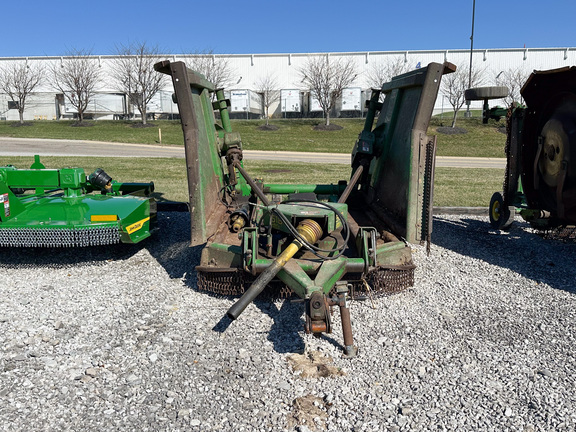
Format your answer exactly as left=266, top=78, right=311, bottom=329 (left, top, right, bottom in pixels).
left=465, top=86, right=509, bottom=101
left=489, top=191, right=515, bottom=230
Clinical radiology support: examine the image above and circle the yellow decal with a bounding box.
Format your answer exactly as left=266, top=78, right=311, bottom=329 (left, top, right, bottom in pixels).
left=91, top=214, right=118, bottom=222
left=126, top=217, right=150, bottom=234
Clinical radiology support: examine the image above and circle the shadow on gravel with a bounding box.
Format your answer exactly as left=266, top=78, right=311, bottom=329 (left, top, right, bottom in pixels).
left=146, top=213, right=309, bottom=354
left=0, top=242, right=144, bottom=269
left=212, top=299, right=307, bottom=354
left=257, top=300, right=306, bottom=354
left=144, top=212, right=201, bottom=281
left=432, top=216, right=576, bottom=293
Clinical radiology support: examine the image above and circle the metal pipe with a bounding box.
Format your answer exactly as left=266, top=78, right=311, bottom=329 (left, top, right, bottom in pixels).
left=215, top=89, right=232, bottom=133
left=465, top=0, right=476, bottom=118
left=338, top=165, right=364, bottom=204
left=339, top=300, right=357, bottom=358
left=226, top=219, right=322, bottom=320
left=234, top=161, right=271, bottom=206
left=252, top=257, right=365, bottom=274
left=263, top=183, right=345, bottom=195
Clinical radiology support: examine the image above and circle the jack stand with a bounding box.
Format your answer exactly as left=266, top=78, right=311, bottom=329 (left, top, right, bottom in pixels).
left=333, top=281, right=358, bottom=358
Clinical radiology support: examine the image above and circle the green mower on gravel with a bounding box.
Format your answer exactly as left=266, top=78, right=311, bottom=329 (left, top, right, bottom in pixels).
left=0, top=155, right=156, bottom=247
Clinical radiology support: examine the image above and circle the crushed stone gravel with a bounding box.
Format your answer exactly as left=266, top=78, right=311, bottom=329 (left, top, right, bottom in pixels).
left=0, top=212, right=575, bottom=431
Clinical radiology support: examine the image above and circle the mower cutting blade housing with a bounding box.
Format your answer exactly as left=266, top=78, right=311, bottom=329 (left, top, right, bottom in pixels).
left=488, top=66, right=576, bottom=233
left=0, top=156, right=156, bottom=247
left=156, top=60, right=454, bottom=355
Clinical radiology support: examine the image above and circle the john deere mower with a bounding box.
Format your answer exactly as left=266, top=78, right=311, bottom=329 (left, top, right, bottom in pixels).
left=155, top=60, right=455, bottom=356
left=487, top=66, right=576, bottom=232
left=0, top=155, right=156, bottom=247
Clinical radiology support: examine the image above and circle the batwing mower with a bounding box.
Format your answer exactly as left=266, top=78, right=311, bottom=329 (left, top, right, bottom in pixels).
left=155, top=60, right=455, bottom=356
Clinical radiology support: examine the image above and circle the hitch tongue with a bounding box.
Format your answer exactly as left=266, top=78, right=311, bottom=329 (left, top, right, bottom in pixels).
left=226, top=219, right=323, bottom=320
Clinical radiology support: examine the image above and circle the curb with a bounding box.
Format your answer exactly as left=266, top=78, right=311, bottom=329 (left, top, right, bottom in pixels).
left=433, top=207, right=487, bottom=215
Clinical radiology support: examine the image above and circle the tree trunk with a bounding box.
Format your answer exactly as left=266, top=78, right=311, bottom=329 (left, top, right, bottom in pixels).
left=18, top=109, right=24, bottom=124
left=141, top=106, right=147, bottom=125
left=265, top=106, right=269, bottom=126
left=325, top=111, right=331, bottom=126
left=451, top=110, right=458, bottom=128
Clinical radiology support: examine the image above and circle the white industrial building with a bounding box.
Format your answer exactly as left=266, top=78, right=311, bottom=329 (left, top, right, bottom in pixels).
left=0, top=47, right=575, bottom=121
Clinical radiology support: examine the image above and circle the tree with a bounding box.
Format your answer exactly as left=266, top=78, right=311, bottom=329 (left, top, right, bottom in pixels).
left=495, top=67, right=530, bottom=106
left=185, top=50, right=235, bottom=90
left=441, top=64, right=484, bottom=127
left=254, top=72, right=280, bottom=126
left=110, top=42, right=167, bottom=125
left=365, top=56, right=410, bottom=89
left=50, top=49, right=101, bottom=123
left=299, top=55, right=357, bottom=126
left=0, top=61, right=43, bottom=124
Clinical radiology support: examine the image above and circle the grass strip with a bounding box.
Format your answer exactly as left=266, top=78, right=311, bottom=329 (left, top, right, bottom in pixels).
left=1, top=156, right=503, bottom=208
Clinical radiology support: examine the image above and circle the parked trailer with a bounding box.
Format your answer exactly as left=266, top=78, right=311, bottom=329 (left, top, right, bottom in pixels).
left=280, top=89, right=302, bottom=117
left=308, top=92, right=323, bottom=113
left=339, top=87, right=364, bottom=117
left=225, top=90, right=262, bottom=119
left=1, top=93, right=58, bottom=121
left=60, top=92, right=126, bottom=120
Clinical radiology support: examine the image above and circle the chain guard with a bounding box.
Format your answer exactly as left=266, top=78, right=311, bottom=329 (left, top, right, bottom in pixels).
left=0, top=226, right=121, bottom=248
left=197, top=264, right=415, bottom=299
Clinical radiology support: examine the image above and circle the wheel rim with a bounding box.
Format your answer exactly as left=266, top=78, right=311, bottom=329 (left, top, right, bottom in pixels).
left=491, top=200, right=501, bottom=222
left=538, top=118, right=568, bottom=187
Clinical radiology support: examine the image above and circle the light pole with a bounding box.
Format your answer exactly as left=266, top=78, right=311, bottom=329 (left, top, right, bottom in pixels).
left=465, top=0, right=476, bottom=118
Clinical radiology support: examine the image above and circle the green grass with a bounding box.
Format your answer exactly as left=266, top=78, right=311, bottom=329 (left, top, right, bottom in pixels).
left=235, top=119, right=361, bottom=153
left=0, top=114, right=507, bottom=157
left=2, top=156, right=503, bottom=208
left=434, top=167, right=503, bottom=207
left=0, top=113, right=507, bottom=208
left=0, top=120, right=185, bottom=146
left=429, top=116, right=507, bottom=158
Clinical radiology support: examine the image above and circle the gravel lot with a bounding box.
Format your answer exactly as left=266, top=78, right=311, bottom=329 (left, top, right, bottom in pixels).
left=1, top=213, right=575, bottom=431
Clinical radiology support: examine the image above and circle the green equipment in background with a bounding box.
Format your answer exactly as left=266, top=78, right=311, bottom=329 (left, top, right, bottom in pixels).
left=487, top=66, right=576, bottom=233
left=0, top=155, right=156, bottom=247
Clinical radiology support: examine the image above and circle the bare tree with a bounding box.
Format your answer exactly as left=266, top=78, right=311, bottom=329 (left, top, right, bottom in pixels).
left=110, top=42, right=167, bottom=125
left=0, top=61, right=43, bottom=124
left=365, top=56, right=410, bottom=89
left=50, top=49, right=101, bottom=123
left=185, top=50, right=235, bottom=90
left=495, top=67, right=530, bottom=106
left=299, top=55, right=358, bottom=126
left=441, top=64, right=484, bottom=127
left=254, top=72, right=280, bottom=126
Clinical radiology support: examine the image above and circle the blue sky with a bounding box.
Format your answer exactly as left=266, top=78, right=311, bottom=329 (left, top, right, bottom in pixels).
left=4, top=0, right=575, bottom=57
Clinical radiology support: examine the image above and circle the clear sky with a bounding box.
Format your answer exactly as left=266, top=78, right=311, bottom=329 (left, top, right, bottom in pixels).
left=4, top=0, right=575, bottom=57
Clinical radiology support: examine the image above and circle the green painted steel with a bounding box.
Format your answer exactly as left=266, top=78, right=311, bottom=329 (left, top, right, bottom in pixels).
left=351, top=63, right=455, bottom=244
left=155, top=60, right=252, bottom=245
left=263, top=184, right=346, bottom=195
left=0, top=157, right=155, bottom=246
left=158, top=60, right=452, bottom=304
left=276, top=257, right=348, bottom=298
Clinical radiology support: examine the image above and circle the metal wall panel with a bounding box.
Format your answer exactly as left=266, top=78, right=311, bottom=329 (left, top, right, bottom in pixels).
left=0, top=48, right=574, bottom=119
